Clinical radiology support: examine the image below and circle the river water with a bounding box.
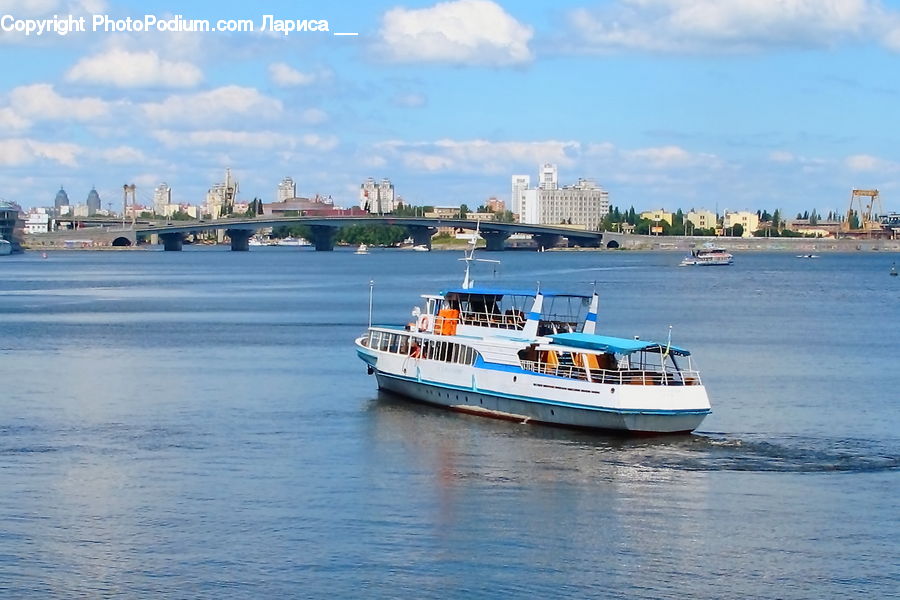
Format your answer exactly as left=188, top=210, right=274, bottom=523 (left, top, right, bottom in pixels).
left=1, top=248, right=898, bottom=598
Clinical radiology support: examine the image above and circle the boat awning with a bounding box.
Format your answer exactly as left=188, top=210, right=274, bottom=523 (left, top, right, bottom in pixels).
left=547, top=333, right=691, bottom=356
left=441, top=287, right=590, bottom=298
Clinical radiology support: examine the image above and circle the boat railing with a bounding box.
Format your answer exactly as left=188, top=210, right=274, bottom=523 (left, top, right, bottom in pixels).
left=456, top=308, right=526, bottom=330
left=519, top=360, right=702, bottom=386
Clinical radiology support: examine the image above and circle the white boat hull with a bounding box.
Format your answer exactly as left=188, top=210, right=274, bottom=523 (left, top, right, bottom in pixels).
left=359, top=344, right=710, bottom=435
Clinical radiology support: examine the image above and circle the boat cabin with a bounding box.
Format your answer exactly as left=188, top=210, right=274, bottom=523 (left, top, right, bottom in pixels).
left=413, top=288, right=593, bottom=337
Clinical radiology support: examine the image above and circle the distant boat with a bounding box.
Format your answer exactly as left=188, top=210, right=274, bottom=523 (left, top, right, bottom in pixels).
left=796, top=254, right=820, bottom=259
left=412, top=245, right=430, bottom=252
left=679, top=243, right=733, bottom=266
left=355, top=243, right=369, bottom=255
left=891, top=263, right=898, bottom=277
left=0, top=239, right=11, bottom=256
left=277, top=237, right=310, bottom=246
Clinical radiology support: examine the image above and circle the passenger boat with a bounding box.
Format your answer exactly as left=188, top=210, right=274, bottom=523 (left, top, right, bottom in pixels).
left=680, top=243, right=733, bottom=266
left=355, top=244, right=369, bottom=255
left=356, top=245, right=711, bottom=434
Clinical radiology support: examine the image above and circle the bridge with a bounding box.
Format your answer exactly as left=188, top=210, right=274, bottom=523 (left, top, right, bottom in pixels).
left=103, top=216, right=603, bottom=251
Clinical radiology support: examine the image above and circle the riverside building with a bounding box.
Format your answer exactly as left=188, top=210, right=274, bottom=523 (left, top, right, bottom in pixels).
left=360, top=177, right=397, bottom=214
left=277, top=177, right=296, bottom=203
left=511, top=164, right=609, bottom=230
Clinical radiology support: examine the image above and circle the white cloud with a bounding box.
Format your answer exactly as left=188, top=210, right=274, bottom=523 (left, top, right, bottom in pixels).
left=300, top=108, right=328, bottom=124
left=623, top=145, right=717, bottom=168
left=0, top=107, right=31, bottom=130
left=268, top=62, right=317, bottom=87
left=375, top=139, right=579, bottom=173
left=99, top=145, right=148, bottom=164
left=151, top=129, right=338, bottom=151
left=844, top=153, right=898, bottom=172
left=0, top=138, right=81, bottom=166
left=66, top=48, right=202, bottom=88
left=393, top=92, right=427, bottom=108
left=142, top=86, right=282, bottom=124
left=377, top=0, right=533, bottom=66
left=566, top=0, right=899, bottom=54
left=769, top=150, right=795, bottom=163
left=9, top=83, right=109, bottom=121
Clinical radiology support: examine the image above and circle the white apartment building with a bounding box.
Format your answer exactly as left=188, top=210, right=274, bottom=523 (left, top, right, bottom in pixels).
left=25, top=209, right=50, bottom=234
left=511, top=174, right=530, bottom=217
left=277, top=177, right=296, bottom=202
left=539, top=163, right=558, bottom=190
left=359, top=177, right=397, bottom=213
left=205, top=168, right=238, bottom=219
left=512, top=166, right=609, bottom=230
left=153, top=183, right=172, bottom=216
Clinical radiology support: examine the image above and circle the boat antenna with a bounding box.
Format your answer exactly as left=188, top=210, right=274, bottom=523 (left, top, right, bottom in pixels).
left=459, top=220, right=499, bottom=289
left=663, top=325, right=672, bottom=358
left=368, top=280, right=374, bottom=328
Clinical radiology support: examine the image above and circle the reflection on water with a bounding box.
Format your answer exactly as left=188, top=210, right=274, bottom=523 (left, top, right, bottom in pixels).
left=368, top=391, right=900, bottom=476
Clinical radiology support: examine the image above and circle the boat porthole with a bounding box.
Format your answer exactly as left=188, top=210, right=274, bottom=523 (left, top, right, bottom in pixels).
left=610, top=388, right=615, bottom=394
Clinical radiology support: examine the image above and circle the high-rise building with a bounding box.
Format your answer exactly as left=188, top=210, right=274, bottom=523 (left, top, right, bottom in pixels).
left=277, top=177, right=296, bottom=202
left=153, top=183, right=172, bottom=215
left=359, top=177, right=397, bottom=214
left=85, top=187, right=101, bottom=216
left=512, top=168, right=609, bottom=230
left=539, top=163, right=558, bottom=190
left=511, top=175, right=530, bottom=216
left=54, top=186, right=69, bottom=214
left=205, top=168, right=238, bottom=219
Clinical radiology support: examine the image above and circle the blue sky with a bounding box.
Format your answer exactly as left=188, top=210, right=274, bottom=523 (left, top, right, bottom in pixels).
left=2, top=0, right=900, bottom=216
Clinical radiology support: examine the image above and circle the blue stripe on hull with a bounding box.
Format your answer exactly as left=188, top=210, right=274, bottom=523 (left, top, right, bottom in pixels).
left=374, top=371, right=706, bottom=434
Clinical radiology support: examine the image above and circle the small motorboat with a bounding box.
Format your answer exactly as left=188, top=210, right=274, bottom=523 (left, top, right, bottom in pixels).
left=355, top=244, right=369, bottom=255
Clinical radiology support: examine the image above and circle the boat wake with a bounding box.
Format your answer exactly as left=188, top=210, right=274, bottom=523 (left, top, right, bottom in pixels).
left=634, top=433, right=900, bottom=473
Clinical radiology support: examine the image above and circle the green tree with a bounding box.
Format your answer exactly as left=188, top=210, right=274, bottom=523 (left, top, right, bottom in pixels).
left=730, top=223, right=744, bottom=237
left=459, top=204, right=469, bottom=219
left=670, top=209, right=685, bottom=235
left=772, top=209, right=782, bottom=231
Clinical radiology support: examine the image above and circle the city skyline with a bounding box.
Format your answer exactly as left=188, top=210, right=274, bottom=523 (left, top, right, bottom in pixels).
left=2, top=0, right=900, bottom=215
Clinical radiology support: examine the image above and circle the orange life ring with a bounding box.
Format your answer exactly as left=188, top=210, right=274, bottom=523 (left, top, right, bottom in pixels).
left=417, top=314, right=431, bottom=332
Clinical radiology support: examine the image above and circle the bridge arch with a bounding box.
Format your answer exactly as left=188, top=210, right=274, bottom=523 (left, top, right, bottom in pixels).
left=112, top=236, right=132, bottom=247
left=606, top=240, right=620, bottom=249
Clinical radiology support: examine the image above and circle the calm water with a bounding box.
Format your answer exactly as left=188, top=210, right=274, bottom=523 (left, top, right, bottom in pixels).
left=1, top=248, right=898, bottom=598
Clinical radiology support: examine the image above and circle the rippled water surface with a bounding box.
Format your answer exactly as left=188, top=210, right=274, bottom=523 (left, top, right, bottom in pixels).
left=1, top=248, right=898, bottom=598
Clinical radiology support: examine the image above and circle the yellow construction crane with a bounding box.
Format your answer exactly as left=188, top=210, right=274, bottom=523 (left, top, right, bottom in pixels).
left=843, top=189, right=883, bottom=232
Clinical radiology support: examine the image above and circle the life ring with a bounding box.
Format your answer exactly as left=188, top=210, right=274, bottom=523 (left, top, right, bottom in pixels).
left=417, top=314, right=431, bottom=332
